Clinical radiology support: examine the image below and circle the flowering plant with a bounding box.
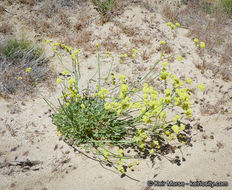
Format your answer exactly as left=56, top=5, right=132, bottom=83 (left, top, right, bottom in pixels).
left=46, top=23, right=205, bottom=175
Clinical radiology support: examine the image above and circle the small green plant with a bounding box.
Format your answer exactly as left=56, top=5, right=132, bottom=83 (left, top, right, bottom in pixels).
left=221, top=0, right=232, bottom=16
left=1, top=37, right=42, bottom=59
left=0, top=37, right=53, bottom=96
left=46, top=24, right=206, bottom=175
left=200, top=1, right=217, bottom=14
left=92, top=0, right=115, bottom=16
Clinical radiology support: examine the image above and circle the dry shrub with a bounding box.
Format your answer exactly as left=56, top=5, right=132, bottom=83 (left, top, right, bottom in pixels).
left=162, top=3, right=179, bottom=23
left=0, top=37, right=55, bottom=97
left=115, top=22, right=140, bottom=37
left=131, top=36, right=152, bottom=47
left=73, top=30, right=92, bottom=46
left=101, top=39, right=118, bottom=52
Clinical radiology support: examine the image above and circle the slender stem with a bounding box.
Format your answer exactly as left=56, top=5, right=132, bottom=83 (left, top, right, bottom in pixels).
left=97, top=52, right=101, bottom=90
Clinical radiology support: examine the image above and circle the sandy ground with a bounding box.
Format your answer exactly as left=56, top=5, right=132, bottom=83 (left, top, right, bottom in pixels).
left=0, top=1, right=232, bottom=190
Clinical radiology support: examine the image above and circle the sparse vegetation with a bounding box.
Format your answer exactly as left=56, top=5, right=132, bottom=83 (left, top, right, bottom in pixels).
left=221, top=0, right=232, bottom=16
left=0, top=37, right=54, bottom=97
left=92, top=0, right=115, bottom=16
left=161, top=0, right=232, bottom=81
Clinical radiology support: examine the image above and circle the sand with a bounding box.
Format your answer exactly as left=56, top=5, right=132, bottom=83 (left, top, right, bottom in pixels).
left=0, top=1, right=231, bottom=190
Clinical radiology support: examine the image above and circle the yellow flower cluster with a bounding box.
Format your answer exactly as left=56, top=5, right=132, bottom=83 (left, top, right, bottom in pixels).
left=70, top=49, right=80, bottom=63
left=167, top=22, right=175, bottom=29
left=171, top=74, right=183, bottom=88
left=197, top=83, right=205, bottom=91
left=167, top=22, right=181, bottom=29
left=118, top=74, right=126, bottom=83
left=160, top=40, right=166, bottom=45
left=186, top=77, right=192, bottom=84
left=57, top=78, right=63, bottom=83
left=173, top=87, right=192, bottom=118
left=25, top=67, right=32, bottom=73
left=97, top=88, right=109, bottom=99
left=106, top=51, right=110, bottom=58
left=68, top=77, right=76, bottom=85
left=193, top=38, right=205, bottom=48
left=177, top=55, right=183, bottom=61
left=132, top=48, right=137, bottom=58
left=133, top=128, right=147, bottom=150
left=171, top=123, right=185, bottom=134
left=160, top=68, right=171, bottom=80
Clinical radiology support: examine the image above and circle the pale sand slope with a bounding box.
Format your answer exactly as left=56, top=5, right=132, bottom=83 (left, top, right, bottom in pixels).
left=0, top=2, right=232, bottom=190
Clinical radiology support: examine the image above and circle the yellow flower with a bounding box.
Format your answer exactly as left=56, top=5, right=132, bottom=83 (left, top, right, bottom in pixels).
left=160, top=110, right=166, bottom=119
left=118, top=74, right=126, bottom=83
left=171, top=24, right=175, bottom=29
left=70, top=54, right=76, bottom=60
left=120, top=84, right=129, bottom=93
left=200, top=41, right=205, bottom=48
left=18, top=76, right=22, bottom=80
left=57, top=132, right=62, bottom=136
left=132, top=48, right=137, bottom=54
left=66, top=46, right=72, bottom=52
left=165, top=130, right=171, bottom=136
left=164, top=88, right=171, bottom=96
left=96, top=43, right=99, bottom=48
left=160, top=40, right=166, bottom=45
left=135, top=160, right=139, bottom=165
left=128, top=163, right=133, bottom=168
left=197, top=83, right=205, bottom=91
left=172, top=125, right=179, bottom=134
left=177, top=56, right=183, bottom=61
left=74, top=49, right=80, bottom=55
left=194, top=38, right=199, bottom=43
left=62, top=70, right=69, bottom=75
left=81, top=104, right=85, bottom=109
left=46, top=40, right=51, bottom=44
left=185, top=109, right=192, bottom=118
left=162, top=62, right=168, bottom=67
left=150, top=149, right=154, bottom=155
left=180, top=123, right=185, bottom=130
left=142, top=115, right=152, bottom=124
left=154, top=140, right=159, bottom=145
left=132, top=54, right=136, bottom=58
left=106, top=51, right=110, bottom=57
left=173, top=115, right=180, bottom=122
left=52, top=42, right=60, bottom=46
left=57, top=78, right=62, bottom=83
left=175, top=22, right=180, bottom=27
left=97, top=88, right=109, bottom=99
left=167, top=22, right=172, bottom=26
left=186, top=77, right=192, bottom=84
left=25, top=67, right=32, bottom=73
left=68, top=77, right=76, bottom=85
